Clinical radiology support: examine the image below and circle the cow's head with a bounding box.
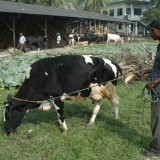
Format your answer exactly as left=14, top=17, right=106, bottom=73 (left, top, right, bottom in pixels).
left=3, top=94, right=27, bottom=134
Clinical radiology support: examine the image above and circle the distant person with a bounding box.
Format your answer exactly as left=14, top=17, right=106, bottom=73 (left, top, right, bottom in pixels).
left=71, top=29, right=74, bottom=34
left=19, top=32, right=26, bottom=53
left=68, top=33, right=75, bottom=47
left=56, top=33, right=61, bottom=48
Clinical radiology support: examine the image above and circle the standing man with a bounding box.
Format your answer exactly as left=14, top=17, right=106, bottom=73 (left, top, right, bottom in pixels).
left=135, top=19, right=160, bottom=157
left=56, top=33, right=61, bottom=48
left=19, top=32, right=26, bottom=53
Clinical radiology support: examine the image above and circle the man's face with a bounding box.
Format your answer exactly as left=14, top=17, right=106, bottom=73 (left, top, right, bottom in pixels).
left=151, top=27, right=160, bottom=40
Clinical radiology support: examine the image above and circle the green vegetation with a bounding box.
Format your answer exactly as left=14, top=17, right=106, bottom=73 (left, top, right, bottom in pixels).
left=0, top=42, right=156, bottom=159
left=4, top=0, right=160, bottom=24
left=0, top=81, right=151, bottom=160
left=0, top=42, right=158, bottom=88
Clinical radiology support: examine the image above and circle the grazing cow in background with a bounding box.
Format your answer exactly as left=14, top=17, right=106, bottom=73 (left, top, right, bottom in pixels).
left=107, top=33, right=123, bottom=44
left=3, top=55, right=123, bottom=134
left=26, top=36, right=47, bottom=50
left=85, top=32, right=100, bottom=45
left=73, top=33, right=81, bottom=44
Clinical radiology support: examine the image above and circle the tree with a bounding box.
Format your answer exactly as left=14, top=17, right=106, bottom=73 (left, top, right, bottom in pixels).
left=41, top=0, right=66, bottom=7
left=3, top=0, right=108, bottom=11
left=51, top=0, right=66, bottom=7
left=76, top=0, right=109, bottom=13
left=142, top=0, right=160, bottom=25
left=3, top=0, right=66, bottom=7
left=150, top=0, right=160, bottom=8
left=28, top=0, right=65, bottom=7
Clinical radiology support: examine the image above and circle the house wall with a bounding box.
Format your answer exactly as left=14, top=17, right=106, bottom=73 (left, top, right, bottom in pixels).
left=107, top=0, right=150, bottom=36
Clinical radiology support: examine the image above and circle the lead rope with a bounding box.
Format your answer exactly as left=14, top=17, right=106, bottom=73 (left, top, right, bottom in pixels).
left=12, top=76, right=124, bottom=104
left=139, top=86, right=159, bottom=132
left=140, top=86, right=159, bottom=103
left=150, top=88, right=159, bottom=103
left=138, top=86, right=149, bottom=126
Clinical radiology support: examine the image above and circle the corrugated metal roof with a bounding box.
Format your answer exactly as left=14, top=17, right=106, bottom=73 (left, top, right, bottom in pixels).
left=0, top=0, right=131, bottom=23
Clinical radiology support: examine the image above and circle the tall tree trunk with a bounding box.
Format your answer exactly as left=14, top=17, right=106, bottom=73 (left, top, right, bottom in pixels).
left=93, top=0, right=97, bottom=12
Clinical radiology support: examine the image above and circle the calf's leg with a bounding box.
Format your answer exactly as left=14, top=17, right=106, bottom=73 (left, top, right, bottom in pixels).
left=50, top=99, right=68, bottom=132
left=110, top=94, right=119, bottom=119
left=87, top=101, right=101, bottom=126
left=101, top=82, right=119, bottom=119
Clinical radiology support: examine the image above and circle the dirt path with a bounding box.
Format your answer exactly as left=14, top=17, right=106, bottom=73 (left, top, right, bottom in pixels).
left=0, top=47, right=77, bottom=59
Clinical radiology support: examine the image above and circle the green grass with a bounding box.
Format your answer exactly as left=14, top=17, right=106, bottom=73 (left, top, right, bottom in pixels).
left=0, top=80, right=151, bottom=160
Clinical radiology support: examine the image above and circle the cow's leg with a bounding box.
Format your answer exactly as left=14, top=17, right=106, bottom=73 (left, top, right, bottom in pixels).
left=112, top=94, right=119, bottom=119
left=50, top=99, right=68, bottom=132
left=107, top=39, right=110, bottom=44
left=101, top=82, right=119, bottom=119
left=86, top=101, right=101, bottom=126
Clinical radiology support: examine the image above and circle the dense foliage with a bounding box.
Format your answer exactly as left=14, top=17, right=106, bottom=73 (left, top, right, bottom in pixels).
left=142, top=0, right=160, bottom=25
left=5, top=0, right=160, bottom=24
left=0, top=42, right=157, bottom=89
left=3, top=0, right=109, bottom=12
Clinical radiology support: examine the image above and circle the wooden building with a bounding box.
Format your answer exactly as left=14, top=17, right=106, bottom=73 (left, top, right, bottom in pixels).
left=0, top=0, right=131, bottom=49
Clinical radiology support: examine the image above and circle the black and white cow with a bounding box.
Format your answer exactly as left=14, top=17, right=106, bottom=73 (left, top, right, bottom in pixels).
left=85, top=32, right=100, bottom=45
left=3, top=55, right=123, bottom=134
left=26, top=36, right=47, bottom=50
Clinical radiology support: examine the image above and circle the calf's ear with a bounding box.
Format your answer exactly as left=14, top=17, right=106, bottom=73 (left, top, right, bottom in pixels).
left=7, top=94, right=13, bottom=103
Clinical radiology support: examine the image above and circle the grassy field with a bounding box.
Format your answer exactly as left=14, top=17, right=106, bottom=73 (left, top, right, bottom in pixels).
left=0, top=80, right=152, bottom=160
left=0, top=42, right=157, bottom=160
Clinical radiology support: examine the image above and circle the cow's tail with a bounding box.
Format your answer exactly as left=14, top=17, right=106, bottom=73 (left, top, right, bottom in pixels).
left=124, top=72, right=136, bottom=84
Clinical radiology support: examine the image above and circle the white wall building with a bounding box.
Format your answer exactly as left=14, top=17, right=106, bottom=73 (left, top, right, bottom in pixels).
left=107, top=0, right=150, bottom=36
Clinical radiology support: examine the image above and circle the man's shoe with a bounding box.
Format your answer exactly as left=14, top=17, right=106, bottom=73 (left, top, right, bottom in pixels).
left=142, top=148, right=160, bottom=157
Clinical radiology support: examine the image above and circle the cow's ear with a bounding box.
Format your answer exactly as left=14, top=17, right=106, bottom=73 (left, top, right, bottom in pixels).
left=7, top=94, right=13, bottom=103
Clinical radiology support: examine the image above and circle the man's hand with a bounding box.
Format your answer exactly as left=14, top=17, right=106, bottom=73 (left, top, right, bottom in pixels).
left=145, top=81, right=156, bottom=89
left=134, top=70, right=146, bottom=77
left=134, top=68, right=151, bottom=77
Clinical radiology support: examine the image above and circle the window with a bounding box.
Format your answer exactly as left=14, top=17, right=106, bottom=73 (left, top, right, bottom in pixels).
left=118, top=24, right=122, bottom=30
left=117, top=8, right=123, bottom=16
left=134, top=8, right=141, bottom=15
left=109, top=9, right=114, bottom=16
left=126, top=8, right=131, bottom=15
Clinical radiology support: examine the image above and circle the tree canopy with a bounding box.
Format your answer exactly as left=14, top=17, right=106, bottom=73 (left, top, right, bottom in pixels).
left=3, top=0, right=109, bottom=12
left=3, top=0, right=66, bottom=7
left=76, top=0, right=109, bottom=13
left=142, top=0, right=160, bottom=25
left=4, top=0, right=160, bottom=20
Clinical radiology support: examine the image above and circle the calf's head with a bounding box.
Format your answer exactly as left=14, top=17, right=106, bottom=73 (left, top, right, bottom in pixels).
left=3, top=94, right=27, bottom=134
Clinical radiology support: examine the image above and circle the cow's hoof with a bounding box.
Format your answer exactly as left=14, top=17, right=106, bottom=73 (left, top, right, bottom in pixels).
left=62, top=130, right=67, bottom=135
left=59, top=127, right=67, bottom=134
left=86, top=121, right=93, bottom=127
left=114, top=116, right=119, bottom=120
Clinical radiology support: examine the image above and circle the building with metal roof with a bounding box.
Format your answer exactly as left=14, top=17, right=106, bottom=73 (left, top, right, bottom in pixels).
left=0, top=0, right=132, bottom=50
left=0, top=0, right=130, bottom=23
left=108, top=0, right=150, bottom=36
